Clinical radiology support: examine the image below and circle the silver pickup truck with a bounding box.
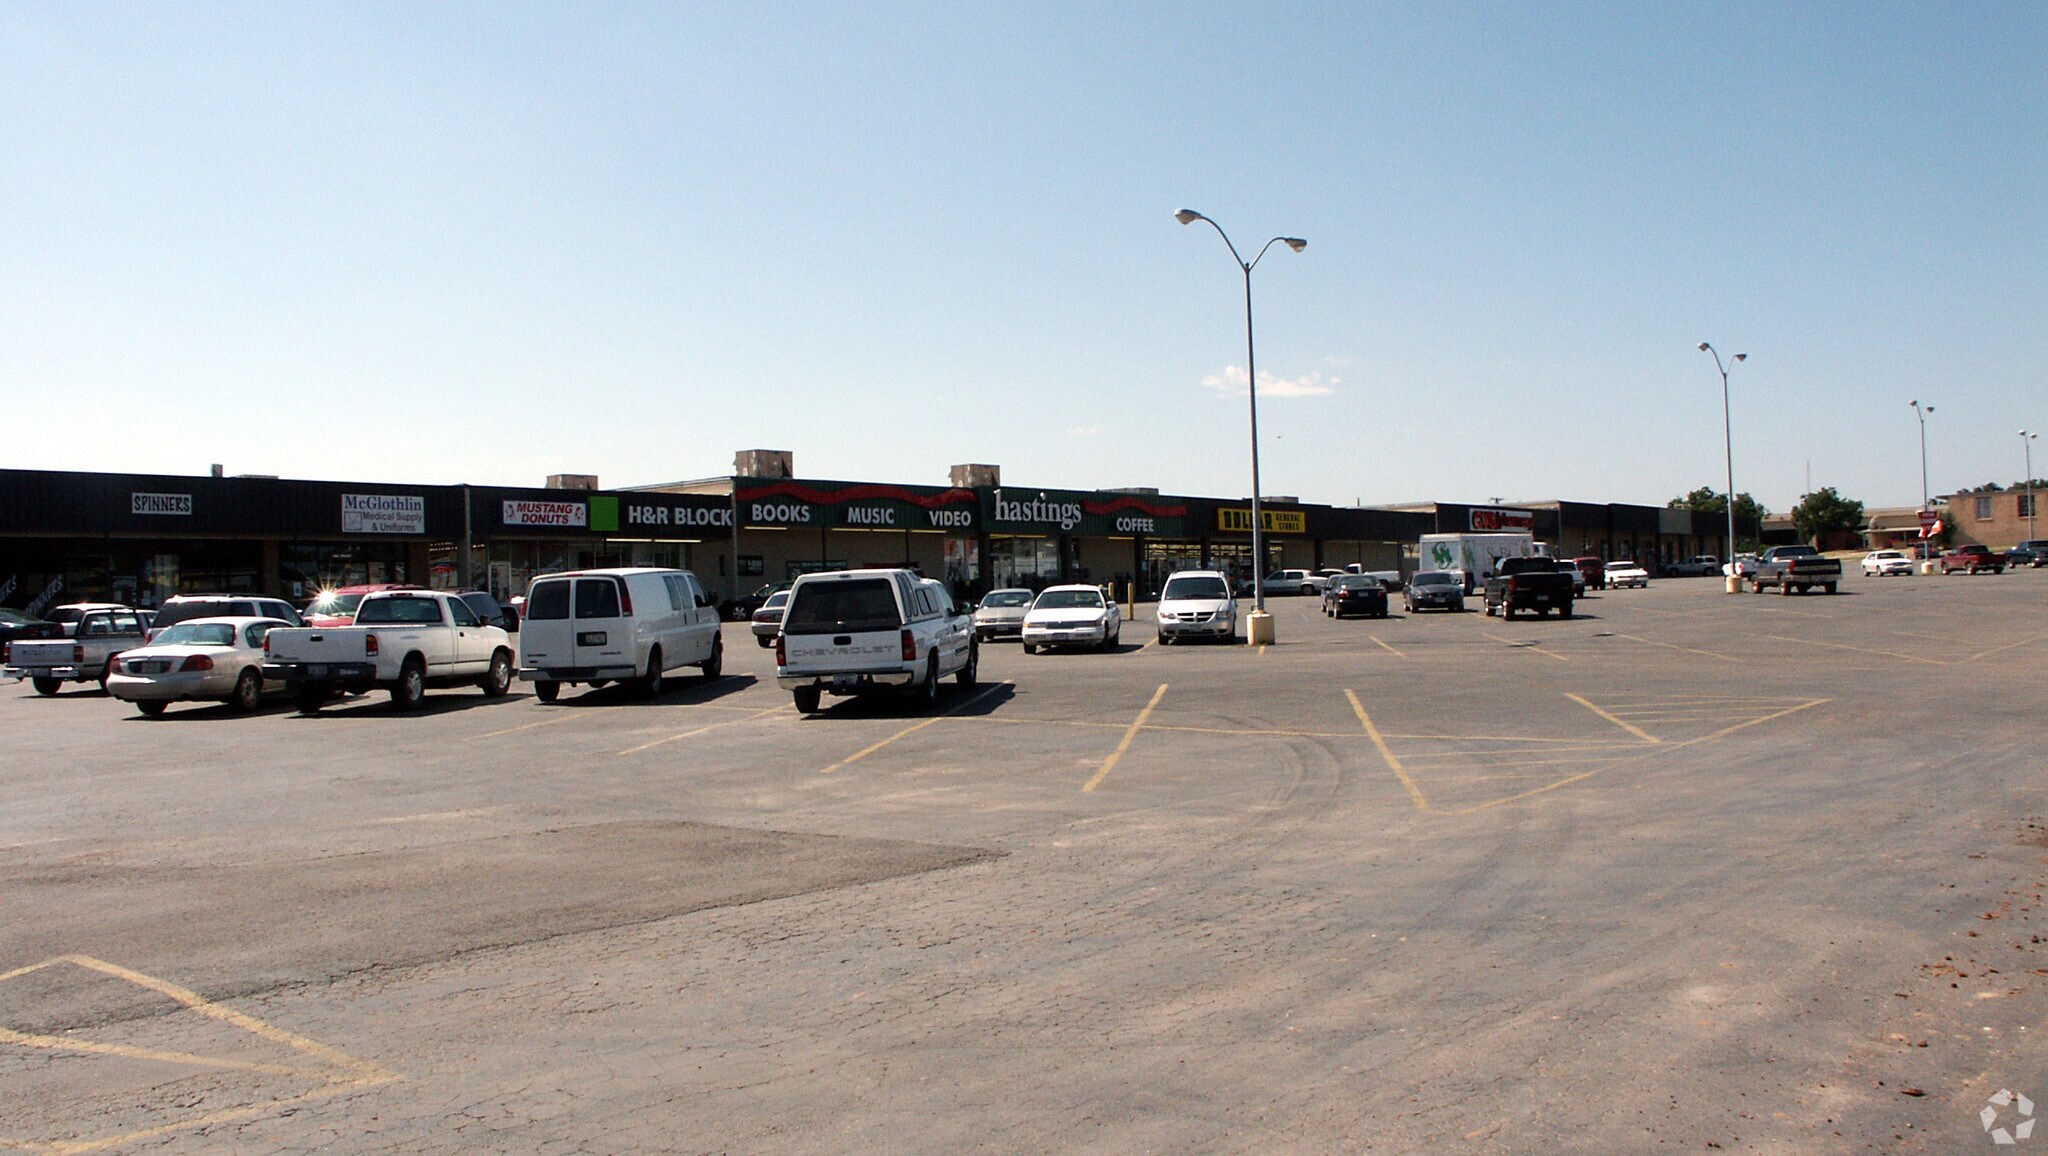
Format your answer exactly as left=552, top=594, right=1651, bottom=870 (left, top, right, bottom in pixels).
left=776, top=569, right=977, bottom=714
left=263, top=590, right=514, bottom=712
left=1746, top=545, right=1843, bottom=595
left=5, top=607, right=149, bottom=695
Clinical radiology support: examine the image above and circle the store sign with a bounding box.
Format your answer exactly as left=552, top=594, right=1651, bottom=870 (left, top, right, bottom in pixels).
left=622, top=499, right=733, bottom=531
left=1217, top=507, right=1306, bottom=535
left=503, top=500, right=587, bottom=528
left=341, top=493, right=425, bottom=534
left=131, top=492, right=192, bottom=516
left=1470, top=507, right=1535, bottom=532
left=739, top=482, right=979, bottom=531
left=988, top=489, right=1187, bottom=536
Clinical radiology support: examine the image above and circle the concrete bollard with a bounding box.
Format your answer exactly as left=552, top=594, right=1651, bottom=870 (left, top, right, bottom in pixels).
left=1248, top=609, right=1275, bottom=646
left=1725, top=574, right=1742, bottom=594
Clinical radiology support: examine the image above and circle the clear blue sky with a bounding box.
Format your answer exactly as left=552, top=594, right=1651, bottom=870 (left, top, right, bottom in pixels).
left=4, top=3, right=2042, bottom=514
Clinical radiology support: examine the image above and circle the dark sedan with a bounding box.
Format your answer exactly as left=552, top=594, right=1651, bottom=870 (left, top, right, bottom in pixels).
left=0, top=608, right=65, bottom=661
left=1402, top=570, right=1466, bottom=613
left=1321, top=574, right=1389, bottom=619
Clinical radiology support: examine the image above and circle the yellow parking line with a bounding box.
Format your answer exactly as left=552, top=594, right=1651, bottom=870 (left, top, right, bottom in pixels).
left=1483, top=633, right=1569, bottom=661
left=818, top=682, right=1008, bottom=774
left=1749, top=633, right=1947, bottom=665
left=618, top=704, right=789, bottom=755
left=1082, top=683, right=1168, bottom=792
left=1611, top=633, right=1739, bottom=662
left=1673, top=699, right=1829, bottom=745
left=1369, top=635, right=1405, bottom=658
left=1346, top=689, right=1430, bottom=812
left=462, top=714, right=576, bottom=742
left=1565, top=693, right=1661, bottom=744
left=1962, top=632, right=2048, bottom=663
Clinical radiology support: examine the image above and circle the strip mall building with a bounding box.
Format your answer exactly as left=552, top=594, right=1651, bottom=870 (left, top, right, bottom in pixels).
left=0, top=453, right=1753, bottom=613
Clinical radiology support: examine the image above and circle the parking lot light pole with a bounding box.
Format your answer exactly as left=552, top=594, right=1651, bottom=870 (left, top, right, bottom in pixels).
left=1909, top=400, right=1936, bottom=509
left=1698, top=343, right=1745, bottom=591
left=1176, top=209, right=1305, bottom=642
left=2024, top=429, right=2038, bottom=541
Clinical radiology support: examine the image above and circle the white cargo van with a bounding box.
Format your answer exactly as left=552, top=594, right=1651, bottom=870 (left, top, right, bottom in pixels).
left=1418, top=533, right=1550, bottom=595
left=517, top=568, right=724, bottom=702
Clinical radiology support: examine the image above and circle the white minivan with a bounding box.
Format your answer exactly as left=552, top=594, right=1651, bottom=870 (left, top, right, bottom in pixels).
left=517, top=568, right=724, bottom=702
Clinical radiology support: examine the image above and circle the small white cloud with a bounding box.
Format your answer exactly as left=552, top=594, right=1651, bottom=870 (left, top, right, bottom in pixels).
left=1068, top=424, right=1105, bottom=437
left=1202, top=365, right=1337, bottom=398
left=1323, top=354, right=1359, bottom=368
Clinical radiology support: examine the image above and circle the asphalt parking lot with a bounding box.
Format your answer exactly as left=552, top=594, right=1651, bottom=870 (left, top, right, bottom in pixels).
left=4, top=568, right=2047, bottom=1153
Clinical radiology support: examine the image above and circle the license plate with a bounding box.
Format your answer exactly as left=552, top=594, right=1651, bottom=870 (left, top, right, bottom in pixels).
left=578, top=632, right=608, bottom=646
left=1535, top=595, right=1549, bottom=602
left=832, top=674, right=855, bottom=689
left=308, top=665, right=328, bottom=678
left=136, top=661, right=169, bottom=674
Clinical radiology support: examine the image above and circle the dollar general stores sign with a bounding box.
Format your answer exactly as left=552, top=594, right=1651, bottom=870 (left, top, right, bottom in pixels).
left=1217, top=507, right=1307, bottom=534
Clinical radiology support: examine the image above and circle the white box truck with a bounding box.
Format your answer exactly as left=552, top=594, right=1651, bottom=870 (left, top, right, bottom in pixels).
left=1419, top=532, right=1550, bottom=595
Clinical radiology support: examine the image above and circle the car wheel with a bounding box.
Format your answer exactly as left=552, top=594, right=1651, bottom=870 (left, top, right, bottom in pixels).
left=230, top=668, right=263, bottom=713
left=390, top=659, right=426, bottom=711
left=534, top=680, right=560, bottom=704
left=31, top=677, right=61, bottom=696
left=1501, top=601, right=1514, bottom=620
left=700, top=635, right=723, bottom=680
left=1022, top=643, right=1037, bottom=655
left=294, top=685, right=328, bottom=714
left=1823, top=582, right=1838, bottom=595
left=793, top=685, right=821, bottom=714
left=98, top=659, right=115, bottom=693
left=639, top=646, right=665, bottom=698
left=137, top=700, right=168, bottom=717
left=756, top=635, right=775, bottom=649
left=919, top=655, right=941, bottom=709
left=956, top=639, right=978, bottom=687
left=480, top=650, right=513, bottom=697
left=1558, top=601, right=1573, bottom=620
left=1157, top=630, right=1169, bottom=645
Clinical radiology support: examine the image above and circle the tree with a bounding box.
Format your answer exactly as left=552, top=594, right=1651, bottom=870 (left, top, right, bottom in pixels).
left=1667, top=487, right=1769, bottom=522
left=1791, top=487, right=1865, bottom=544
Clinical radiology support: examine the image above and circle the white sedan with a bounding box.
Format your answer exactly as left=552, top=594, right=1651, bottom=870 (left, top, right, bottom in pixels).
left=1021, top=585, right=1122, bottom=653
left=1862, top=550, right=1914, bottom=576
left=1606, top=561, right=1651, bottom=589
left=105, top=616, right=290, bottom=716
left=972, top=588, right=1035, bottom=641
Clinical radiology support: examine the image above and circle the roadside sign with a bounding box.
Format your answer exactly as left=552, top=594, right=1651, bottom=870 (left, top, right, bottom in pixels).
left=1917, top=510, right=1940, bottom=537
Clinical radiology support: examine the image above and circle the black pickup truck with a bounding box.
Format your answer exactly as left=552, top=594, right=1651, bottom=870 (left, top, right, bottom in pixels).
left=1484, top=556, right=1576, bottom=620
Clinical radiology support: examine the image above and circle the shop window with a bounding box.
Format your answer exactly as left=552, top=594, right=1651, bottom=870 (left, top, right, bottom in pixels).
left=2020, top=494, right=2038, bottom=518
left=1974, top=496, right=1993, bottom=520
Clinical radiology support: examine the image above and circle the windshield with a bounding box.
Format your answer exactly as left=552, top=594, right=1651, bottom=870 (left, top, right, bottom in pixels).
left=1332, top=576, right=1375, bottom=591
left=309, top=592, right=365, bottom=617
left=761, top=592, right=788, bottom=610
left=152, top=622, right=237, bottom=647
left=0, top=609, right=38, bottom=626
left=1161, top=576, right=1229, bottom=600
left=1412, top=572, right=1456, bottom=587
left=980, top=591, right=1033, bottom=608
left=1034, top=590, right=1104, bottom=611
left=47, top=607, right=86, bottom=625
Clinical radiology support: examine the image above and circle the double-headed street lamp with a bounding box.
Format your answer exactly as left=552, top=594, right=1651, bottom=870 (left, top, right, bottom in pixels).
left=2023, top=429, right=2039, bottom=541
left=1697, top=343, right=1746, bottom=584
left=1176, top=209, right=1305, bottom=637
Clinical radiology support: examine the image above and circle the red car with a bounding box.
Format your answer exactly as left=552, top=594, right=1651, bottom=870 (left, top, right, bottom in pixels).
left=1939, top=545, right=2006, bottom=575
left=302, top=583, right=426, bottom=628
left=1571, top=556, right=1607, bottom=591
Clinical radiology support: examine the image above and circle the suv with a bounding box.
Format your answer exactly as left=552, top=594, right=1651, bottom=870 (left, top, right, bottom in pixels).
left=149, top=595, right=302, bottom=640
left=1260, top=569, right=1327, bottom=596
left=776, top=569, right=976, bottom=713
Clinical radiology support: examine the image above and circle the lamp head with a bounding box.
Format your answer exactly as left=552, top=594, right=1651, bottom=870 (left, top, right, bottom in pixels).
left=1174, top=209, right=1202, bottom=225
left=1908, top=399, right=1918, bottom=408
left=1282, top=237, right=1306, bottom=252
left=1733, top=353, right=1746, bottom=362
left=1697, top=342, right=1710, bottom=352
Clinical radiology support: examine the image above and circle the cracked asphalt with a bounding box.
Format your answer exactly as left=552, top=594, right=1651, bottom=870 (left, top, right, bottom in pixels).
left=3, top=568, right=2046, bottom=1153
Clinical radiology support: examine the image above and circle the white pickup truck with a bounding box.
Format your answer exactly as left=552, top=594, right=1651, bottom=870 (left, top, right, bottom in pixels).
left=262, top=590, right=513, bottom=712
left=5, top=606, right=150, bottom=695
left=775, top=569, right=977, bottom=714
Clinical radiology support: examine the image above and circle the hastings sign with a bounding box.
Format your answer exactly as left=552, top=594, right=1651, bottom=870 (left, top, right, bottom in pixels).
left=988, top=489, right=1187, bottom=537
